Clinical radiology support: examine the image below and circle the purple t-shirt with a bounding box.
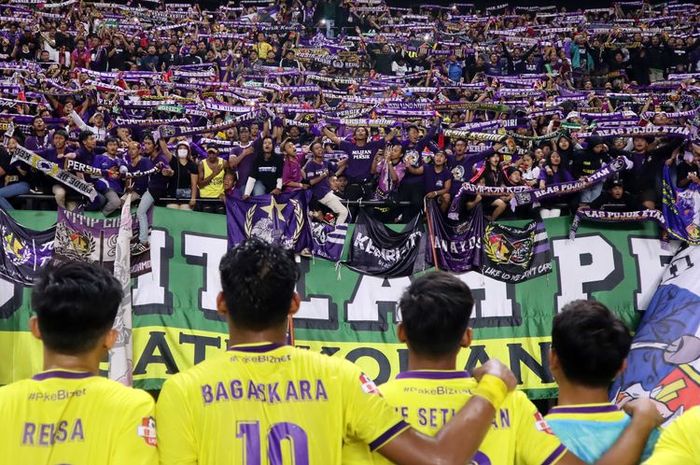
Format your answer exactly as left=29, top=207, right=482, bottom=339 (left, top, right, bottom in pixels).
left=233, top=142, right=256, bottom=189
left=125, top=155, right=154, bottom=196
left=147, top=154, right=171, bottom=196
left=538, top=167, right=574, bottom=185
left=424, top=164, right=451, bottom=193
left=303, top=158, right=332, bottom=199
left=92, top=154, right=126, bottom=194
left=283, top=155, right=303, bottom=191
left=339, top=140, right=386, bottom=182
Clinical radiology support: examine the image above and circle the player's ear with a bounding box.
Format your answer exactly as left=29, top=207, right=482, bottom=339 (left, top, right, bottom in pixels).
left=548, top=348, right=559, bottom=373
left=460, top=327, right=472, bottom=348
left=288, top=292, right=300, bottom=316
left=104, top=329, right=117, bottom=350
left=29, top=316, right=42, bottom=340
left=216, top=291, right=229, bottom=318
left=397, top=322, right=407, bottom=343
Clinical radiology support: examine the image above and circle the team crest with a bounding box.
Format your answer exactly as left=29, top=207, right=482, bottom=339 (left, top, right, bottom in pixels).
left=483, top=224, right=533, bottom=268
left=451, top=165, right=465, bottom=182
left=533, top=412, right=554, bottom=435
left=137, top=417, right=157, bottom=446
left=1, top=226, right=32, bottom=266
left=359, top=373, right=380, bottom=396
left=54, top=223, right=97, bottom=261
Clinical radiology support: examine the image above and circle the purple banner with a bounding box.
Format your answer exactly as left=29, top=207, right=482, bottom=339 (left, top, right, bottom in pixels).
left=426, top=200, right=483, bottom=273
left=226, top=190, right=313, bottom=253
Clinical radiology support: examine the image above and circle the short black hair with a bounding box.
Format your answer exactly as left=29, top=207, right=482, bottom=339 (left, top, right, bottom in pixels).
left=78, top=130, right=94, bottom=143
left=31, top=261, right=122, bottom=354
left=219, top=239, right=299, bottom=331
left=552, top=300, right=632, bottom=388
left=399, top=272, right=474, bottom=357
left=105, top=136, right=119, bottom=146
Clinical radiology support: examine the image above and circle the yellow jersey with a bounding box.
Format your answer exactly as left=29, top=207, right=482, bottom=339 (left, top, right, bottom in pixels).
left=200, top=157, right=225, bottom=199
left=343, top=370, right=566, bottom=465
left=156, top=342, right=408, bottom=465
left=643, top=406, right=700, bottom=465
left=0, top=369, right=158, bottom=465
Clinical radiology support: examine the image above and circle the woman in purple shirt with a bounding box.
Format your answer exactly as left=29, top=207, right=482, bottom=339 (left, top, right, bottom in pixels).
left=422, top=151, right=453, bottom=214
left=538, top=151, right=576, bottom=216
left=302, top=141, right=349, bottom=224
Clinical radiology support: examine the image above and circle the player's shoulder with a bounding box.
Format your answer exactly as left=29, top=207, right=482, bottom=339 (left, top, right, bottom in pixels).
left=0, top=378, right=34, bottom=401
left=88, top=377, right=154, bottom=409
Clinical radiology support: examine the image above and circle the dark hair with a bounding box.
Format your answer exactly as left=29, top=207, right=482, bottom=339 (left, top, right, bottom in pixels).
left=219, top=239, right=300, bottom=331
left=31, top=261, right=122, bottom=354
left=552, top=300, right=632, bottom=388
left=53, top=129, right=68, bottom=140
left=105, top=136, right=119, bottom=146
left=78, top=130, right=94, bottom=143
left=399, top=272, right=474, bottom=357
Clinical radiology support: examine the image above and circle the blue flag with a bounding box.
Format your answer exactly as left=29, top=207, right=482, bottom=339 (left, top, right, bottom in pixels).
left=611, top=245, right=700, bottom=426
left=662, top=165, right=700, bottom=245
left=226, top=190, right=313, bottom=253
left=311, top=222, right=347, bottom=262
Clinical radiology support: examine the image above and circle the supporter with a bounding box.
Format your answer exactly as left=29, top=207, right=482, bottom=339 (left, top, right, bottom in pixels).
left=134, top=136, right=172, bottom=255
left=573, top=137, right=612, bottom=206
left=166, top=141, right=198, bottom=210
left=92, top=137, right=125, bottom=216
left=281, top=139, right=305, bottom=192
left=546, top=300, right=660, bottom=462
left=675, top=142, right=700, bottom=189
left=197, top=146, right=226, bottom=211
left=303, top=140, right=349, bottom=224
left=589, top=179, right=638, bottom=212
left=124, top=141, right=152, bottom=202
left=243, top=136, right=283, bottom=198
left=24, top=117, right=51, bottom=152
left=472, top=151, right=508, bottom=220
left=539, top=152, right=576, bottom=217
left=372, top=144, right=406, bottom=202
left=0, top=137, right=31, bottom=211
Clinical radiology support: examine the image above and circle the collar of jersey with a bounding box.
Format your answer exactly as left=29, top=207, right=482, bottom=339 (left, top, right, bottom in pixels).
left=548, top=403, right=620, bottom=415
left=227, top=342, right=285, bottom=353
left=32, top=370, right=95, bottom=381
left=396, top=370, right=471, bottom=380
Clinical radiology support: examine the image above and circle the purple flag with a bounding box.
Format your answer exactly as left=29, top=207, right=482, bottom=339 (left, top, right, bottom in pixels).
left=426, top=200, right=484, bottom=272
left=226, top=190, right=313, bottom=253
left=311, top=222, right=348, bottom=262
left=53, top=208, right=152, bottom=277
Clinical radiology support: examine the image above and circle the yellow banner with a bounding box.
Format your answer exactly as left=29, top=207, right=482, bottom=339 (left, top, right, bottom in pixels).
left=2, top=327, right=557, bottom=394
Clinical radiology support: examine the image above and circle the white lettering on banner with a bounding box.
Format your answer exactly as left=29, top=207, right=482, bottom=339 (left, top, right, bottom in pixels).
left=630, top=238, right=679, bottom=311
left=552, top=236, right=620, bottom=310
left=295, top=292, right=331, bottom=321
left=346, top=275, right=411, bottom=325
left=345, top=273, right=517, bottom=328
left=182, top=233, right=227, bottom=315
left=133, top=230, right=167, bottom=307
left=456, top=273, right=516, bottom=322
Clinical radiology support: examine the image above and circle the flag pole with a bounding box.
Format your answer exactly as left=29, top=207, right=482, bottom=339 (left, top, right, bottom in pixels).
left=424, top=197, right=440, bottom=271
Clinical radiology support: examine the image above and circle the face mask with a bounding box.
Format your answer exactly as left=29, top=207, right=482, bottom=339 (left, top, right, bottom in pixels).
left=177, top=148, right=188, bottom=159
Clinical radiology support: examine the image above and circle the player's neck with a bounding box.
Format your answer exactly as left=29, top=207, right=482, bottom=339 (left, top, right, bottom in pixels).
left=42, top=349, right=102, bottom=375
left=407, top=351, right=458, bottom=372
left=228, top=326, right=288, bottom=347
left=556, top=380, right=611, bottom=407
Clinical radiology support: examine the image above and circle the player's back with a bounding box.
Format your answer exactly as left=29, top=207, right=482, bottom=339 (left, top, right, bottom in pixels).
left=0, top=369, right=158, bottom=465
left=156, top=342, right=406, bottom=465
left=342, top=370, right=565, bottom=465
left=546, top=404, right=660, bottom=464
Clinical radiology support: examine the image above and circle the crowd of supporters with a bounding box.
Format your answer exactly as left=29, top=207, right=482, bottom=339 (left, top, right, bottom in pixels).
left=0, top=0, right=698, bottom=229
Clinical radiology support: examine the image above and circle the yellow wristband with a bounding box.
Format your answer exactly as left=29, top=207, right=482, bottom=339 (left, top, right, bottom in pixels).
left=472, top=374, right=509, bottom=409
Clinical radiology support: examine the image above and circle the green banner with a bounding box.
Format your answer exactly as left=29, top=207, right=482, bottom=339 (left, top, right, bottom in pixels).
left=0, top=208, right=674, bottom=399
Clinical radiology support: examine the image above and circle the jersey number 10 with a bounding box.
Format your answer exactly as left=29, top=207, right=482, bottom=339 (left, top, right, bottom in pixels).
left=237, top=421, right=309, bottom=465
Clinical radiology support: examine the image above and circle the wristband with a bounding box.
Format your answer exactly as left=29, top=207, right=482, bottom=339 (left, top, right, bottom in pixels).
left=472, top=374, right=509, bottom=409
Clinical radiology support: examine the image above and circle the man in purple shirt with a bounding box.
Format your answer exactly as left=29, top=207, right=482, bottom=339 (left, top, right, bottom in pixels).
left=24, top=116, right=52, bottom=152
left=303, top=141, right=349, bottom=223
left=92, top=137, right=125, bottom=216
left=401, top=122, right=440, bottom=219
left=323, top=126, right=398, bottom=200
